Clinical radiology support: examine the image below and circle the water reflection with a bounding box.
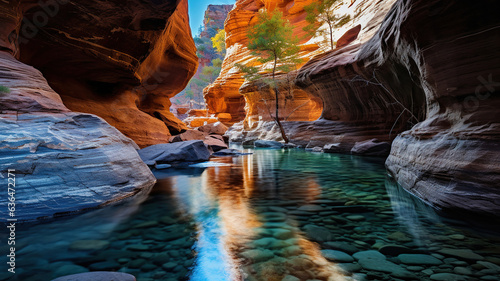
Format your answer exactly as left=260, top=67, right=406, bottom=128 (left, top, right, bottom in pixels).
left=4, top=148, right=500, bottom=281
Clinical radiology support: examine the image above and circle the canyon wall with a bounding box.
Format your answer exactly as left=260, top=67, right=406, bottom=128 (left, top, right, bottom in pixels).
left=297, top=0, right=500, bottom=216
left=0, top=0, right=199, bottom=220
left=203, top=0, right=324, bottom=125
left=16, top=0, right=198, bottom=147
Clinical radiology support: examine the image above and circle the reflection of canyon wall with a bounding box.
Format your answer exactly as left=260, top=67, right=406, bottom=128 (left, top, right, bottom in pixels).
left=16, top=0, right=198, bottom=147
left=201, top=155, right=345, bottom=280
left=204, top=0, right=324, bottom=125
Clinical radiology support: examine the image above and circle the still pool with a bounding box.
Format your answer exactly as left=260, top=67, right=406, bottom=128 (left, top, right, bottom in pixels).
left=1, top=147, right=500, bottom=281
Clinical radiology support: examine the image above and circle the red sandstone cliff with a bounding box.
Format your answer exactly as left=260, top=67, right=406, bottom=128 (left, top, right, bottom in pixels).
left=203, top=0, right=325, bottom=125
left=11, top=0, right=198, bottom=147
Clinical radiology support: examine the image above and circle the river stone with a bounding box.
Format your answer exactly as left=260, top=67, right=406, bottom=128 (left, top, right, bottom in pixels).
left=398, top=254, right=443, bottom=265
left=52, top=272, right=136, bottom=281
left=453, top=267, right=472, bottom=275
left=138, top=140, right=211, bottom=165
left=127, top=244, right=149, bottom=251
left=282, top=245, right=302, bottom=256
left=254, top=140, right=284, bottom=148
left=281, top=275, right=300, bottom=281
left=321, top=250, right=354, bottom=262
left=53, top=264, right=89, bottom=277
left=162, top=262, right=177, bottom=270
left=272, top=229, right=294, bottom=240
left=477, top=261, right=500, bottom=271
left=298, top=205, right=324, bottom=212
left=430, top=273, right=469, bottom=281
left=353, top=250, right=386, bottom=261
left=387, top=231, right=412, bottom=242
left=437, top=248, right=484, bottom=261
left=379, top=245, right=413, bottom=256
left=128, top=259, right=146, bottom=269
left=240, top=249, right=274, bottom=263
left=303, top=225, right=332, bottom=242
left=323, top=242, right=359, bottom=254
left=269, top=206, right=289, bottom=213
left=69, top=240, right=109, bottom=251
left=338, top=263, right=362, bottom=273
left=346, top=215, right=365, bottom=221
left=357, top=257, right=415, bottom=279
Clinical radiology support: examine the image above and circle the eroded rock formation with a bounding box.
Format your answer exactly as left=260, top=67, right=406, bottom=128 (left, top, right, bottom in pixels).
left=16, top=0, right=198, bottom=147
left=0, top=0, right=199, bottom=220
left=296, top=0, right=500, bottom=216
left=204, top=0, right=324, bottom=125
left=0, top=52, right=155, bottom=221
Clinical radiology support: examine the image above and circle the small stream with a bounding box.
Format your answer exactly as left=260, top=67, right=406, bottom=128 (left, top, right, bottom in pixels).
left=1, top=147, right=500, bottom=281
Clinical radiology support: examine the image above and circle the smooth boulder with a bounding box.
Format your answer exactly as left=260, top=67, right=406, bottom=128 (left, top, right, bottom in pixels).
left=52, top=272, right=136, bottom=281
left=138, top=140, right=211, bottom=165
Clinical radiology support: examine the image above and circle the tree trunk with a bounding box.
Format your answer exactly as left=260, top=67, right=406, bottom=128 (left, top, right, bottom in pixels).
left=329, top=23, right=334, bottom=50
left=272, top=56, right=289, bottom=143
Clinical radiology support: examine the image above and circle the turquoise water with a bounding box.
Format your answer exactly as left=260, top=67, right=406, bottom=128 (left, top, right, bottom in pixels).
left=1, top=147, right=500, bottom=281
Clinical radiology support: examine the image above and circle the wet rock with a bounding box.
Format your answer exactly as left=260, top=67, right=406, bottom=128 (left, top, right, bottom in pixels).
left=321, top=250, right=354, bottom=262
left=212, top=149, right=252, bottom=156
left=323, top=242, right=359, bottom=255
left=128, top=259, right=147, bottom=269
left=138, top=140, right=211, bottom=165
left=438, top=248, right=484, bottom=261
left=351, top=139, right=391, bottom=157
left=303, top=225, right=333, bottom=242
left=346, top=215, right=365, bottom=221
left=429, top=273, right=469, bottom=281
left=449, top=234, right=465, bottom=240
left=272, top=229, right=294, bottom=240
left=387, top=231, right=412, bottom=242
left=453, top=267, right=472, bottom=275
left=52, top=272, right=136, bottom=281
left=398, top=254, right=443, bottom=265
left=281, top=246, right=302, bottom=256
left=378, top=245, right=413, bottom=256
left=298, top=205, right=324, bottom=212
left=353, top=250, right=386, bottom=261
left=240, top=249, right=274, bottom=263
left=281, top=275, right=300, bottom=281
left=69, top=240, right=109, bottom=251
left=162, top=262, right=177, bottom=270
left=357, top=257, right=415, bottom=279
left=338, top=263, right=362, bottom=274
left=254, top=140, right=284, bottom=148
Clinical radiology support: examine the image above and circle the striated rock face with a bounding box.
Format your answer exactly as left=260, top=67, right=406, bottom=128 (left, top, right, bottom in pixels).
left=0, top=52, right=156, bottom=221
left=381, top=0, right=500, bottom=217
left=296, top=0, right=500, bottom=216
left=204, top=0, right=323, bottom=125
left=200, top=4, right=234, bottom=38
left=11, top=0, right=198, bottom=147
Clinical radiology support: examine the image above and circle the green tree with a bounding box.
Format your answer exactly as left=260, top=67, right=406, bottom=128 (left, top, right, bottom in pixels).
left=211, top=29, right=226, bottom=55
left=304, top=0, right=350, bottom=50
left=237, top=10, right=301, bottom=143
left=0, top=85, right=10, bottom=94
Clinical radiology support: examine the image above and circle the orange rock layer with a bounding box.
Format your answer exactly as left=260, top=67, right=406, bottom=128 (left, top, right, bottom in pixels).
left=11, top=0, right=198, bottom=147
left=204, top=0, right=323, bottom=125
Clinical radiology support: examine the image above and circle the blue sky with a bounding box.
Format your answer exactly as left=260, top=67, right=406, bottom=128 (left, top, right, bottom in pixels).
left=189, top=0, right=236, bottom=36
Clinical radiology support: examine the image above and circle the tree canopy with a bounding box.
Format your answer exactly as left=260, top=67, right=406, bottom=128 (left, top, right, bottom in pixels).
left=304, top=0, right=350, bottom=50
left=211, top=29, right=226, bottom=55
